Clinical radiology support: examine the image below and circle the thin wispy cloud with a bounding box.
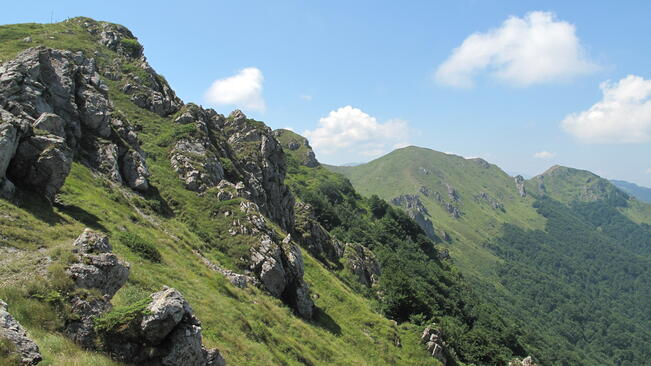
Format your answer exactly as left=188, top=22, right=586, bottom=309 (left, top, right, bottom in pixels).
left=562, top=75, right=651, bottom=143
left=436, top=11, right=597, bottom=87
left=299, top=94, right=313, bottom=101
left=204, top=67, right=265, bottom=112
left=304, top=106, right=409, bottom=163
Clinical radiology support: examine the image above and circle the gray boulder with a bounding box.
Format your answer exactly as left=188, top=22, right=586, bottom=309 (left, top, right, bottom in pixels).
left=0, top=300, right=42, bottom=365
left=68, top=229, right=130, bottom=298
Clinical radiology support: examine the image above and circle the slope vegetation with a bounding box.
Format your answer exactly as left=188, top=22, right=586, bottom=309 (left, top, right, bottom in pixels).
left=330, top=146, right=651, bottom=366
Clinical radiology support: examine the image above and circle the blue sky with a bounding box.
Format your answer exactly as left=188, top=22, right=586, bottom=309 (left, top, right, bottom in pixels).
left=3, top=1, right=651, bottom=186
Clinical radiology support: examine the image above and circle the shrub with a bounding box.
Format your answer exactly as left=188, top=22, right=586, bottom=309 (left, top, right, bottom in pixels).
left=116, top=232, right=162, bottom=262
left=94, top=297, right=151, bottom=337
left=0, top=337, right=21, bottom=366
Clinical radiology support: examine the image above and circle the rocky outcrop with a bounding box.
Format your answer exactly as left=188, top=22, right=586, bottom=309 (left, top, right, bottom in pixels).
left=0, top=300, right=42, bottom=365
left=82, top=19, right=182, bottom=117
left=219, top=110, right=295, bottom=232
left=169, top=105, right=226, bottom=192
left=446, top=184, right=459, bottom=202
left=391, top=194, right=437, bottom=240
left=432, top=190, right=461, bottom=219
left=509, top=356, right=537, bottom=366
left=62, top=230, right=225, bottom=365
left=0, top=47, right=151, bottom=201
left=514, top=175, right=526, bottom=198
left=167, top=107, right=295, bottom=232
left=293, top=201, right=343, bottom=262
left=100, top=287, right=225, bottom=366
left=343, top=243, right=381, bottom=288
left=64, top=229, right=130, bottom=347
left=474, top=191, right=504, bottom=211
left=420, top=325, right=447, bottom=365
left=229, top=201, right=314, bottom=318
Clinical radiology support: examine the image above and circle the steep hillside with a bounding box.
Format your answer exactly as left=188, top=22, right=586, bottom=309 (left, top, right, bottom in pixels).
left=0, top=18, right=446, bottom=366
left=611, top=180, right=651, bottom=203
left=329, top=146, right=651, bottom=366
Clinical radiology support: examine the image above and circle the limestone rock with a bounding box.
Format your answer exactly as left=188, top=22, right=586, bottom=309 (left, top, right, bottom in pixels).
left=420, top=325, right=447, bottom=365
left=67, top=229, right=129, bottom=298
left=0, top=300, right=42, bottom=365
left=391, top=194, right=437, bottom=240
left=0, top=47, right=151, bottom=199
left=343, top=243, right=381, bottom=287
left=100, top=287, right=224, bottom=366
left=293, top=201, right=343, bottom=261
left=515, top=175, right=527, bottom=198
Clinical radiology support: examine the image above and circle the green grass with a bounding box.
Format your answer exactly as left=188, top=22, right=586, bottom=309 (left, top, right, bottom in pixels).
left=0, top=17, right=442, bottom=366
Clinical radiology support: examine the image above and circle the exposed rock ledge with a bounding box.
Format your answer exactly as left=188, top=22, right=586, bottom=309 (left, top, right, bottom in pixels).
left=0, top=300, right=42, bottom=365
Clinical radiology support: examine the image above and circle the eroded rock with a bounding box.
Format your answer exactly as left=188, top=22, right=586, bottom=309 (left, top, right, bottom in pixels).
left=0, top=300, right=42, bottom=365
left=343, top=243, right=381, bottom=288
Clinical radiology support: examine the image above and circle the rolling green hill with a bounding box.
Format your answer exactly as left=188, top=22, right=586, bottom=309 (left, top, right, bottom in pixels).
left=328, top=146, right=651, bottom=366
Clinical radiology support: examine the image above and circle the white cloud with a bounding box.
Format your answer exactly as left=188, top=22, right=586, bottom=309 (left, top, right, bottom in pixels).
left=646, top=168, right=651, bottom=175
left=299, top=94, right=313, bottom=101
left=562, top=75, right=651, bottom=143
left=435, top=11, right=597, bottom=87
left=204, top=67, right=265, bottom=112
left=533, top=150, right=557, bottom=159
left=304, top=106, right=409, bottom=164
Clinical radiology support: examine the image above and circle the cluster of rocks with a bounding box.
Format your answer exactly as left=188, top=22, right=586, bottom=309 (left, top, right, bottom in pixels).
left=514, top=175, right=527, bottom=198
left=432, top=191, right=461, bottom=219
left=342, top=243, right=381, bottom=288
left=227, top=200, right=314, bottom=319
left=64, top=229, right=224, bottom=365
left=474, top=191, right=504, bottom=211
left=446, top=184, right=459, bottom=202
left=0, top=300, right=42, bottom=365
left=420, top=325, right=447, bottom=365
left=83, top=20, right=183, bottom=117
left=391, top=194, right=437, bottom=241
left=508, top=356, right=537, bottom=366
left=168, top=107, right=295, bottom=232
left=292, top=201, right=343, bottom=262
left=0, top=47, right=150, bottom=201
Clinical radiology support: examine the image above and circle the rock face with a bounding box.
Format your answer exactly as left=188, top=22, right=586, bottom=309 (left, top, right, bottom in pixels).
left=420, top=325, right=447, bottom=365
left=168, top=107, right=295, bottom=232
left=391, top=194, right=437, bottom=240
left=220, top=110, right=295, bottom=232
left=101, top=287, right=225, bottom=366
left=227, top=200, right=314, bottom=318
left=343, top=243, right=381, bottom=288
left=0, top=47, right=151, bottom=201
left=64, top=229, right=130, bottom=347
left=83, top=20, right=183, bottom=117
left=0, top=300, right=42, bottom=365
left=514, top=175, right=526, bottom=198
left=293, top=201, right=343, bottom=262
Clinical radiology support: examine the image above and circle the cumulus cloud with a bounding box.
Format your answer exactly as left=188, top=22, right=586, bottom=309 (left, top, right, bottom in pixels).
left=533, top=150, right=557, bottom=159
left=304, top=106, right=409, bottom=163
left=204, top=67, right=265, bottom=112
left=562, top=75, right=651, bottom=143
left=435, top=11, right=597, bottom=87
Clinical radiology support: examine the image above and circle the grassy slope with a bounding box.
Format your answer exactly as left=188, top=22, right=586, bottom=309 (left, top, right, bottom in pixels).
left=329, top=146, right=545, bottom=284
left=0, top=19, right=439, bottom=366
left=327, top=147, right=651, bottom=366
